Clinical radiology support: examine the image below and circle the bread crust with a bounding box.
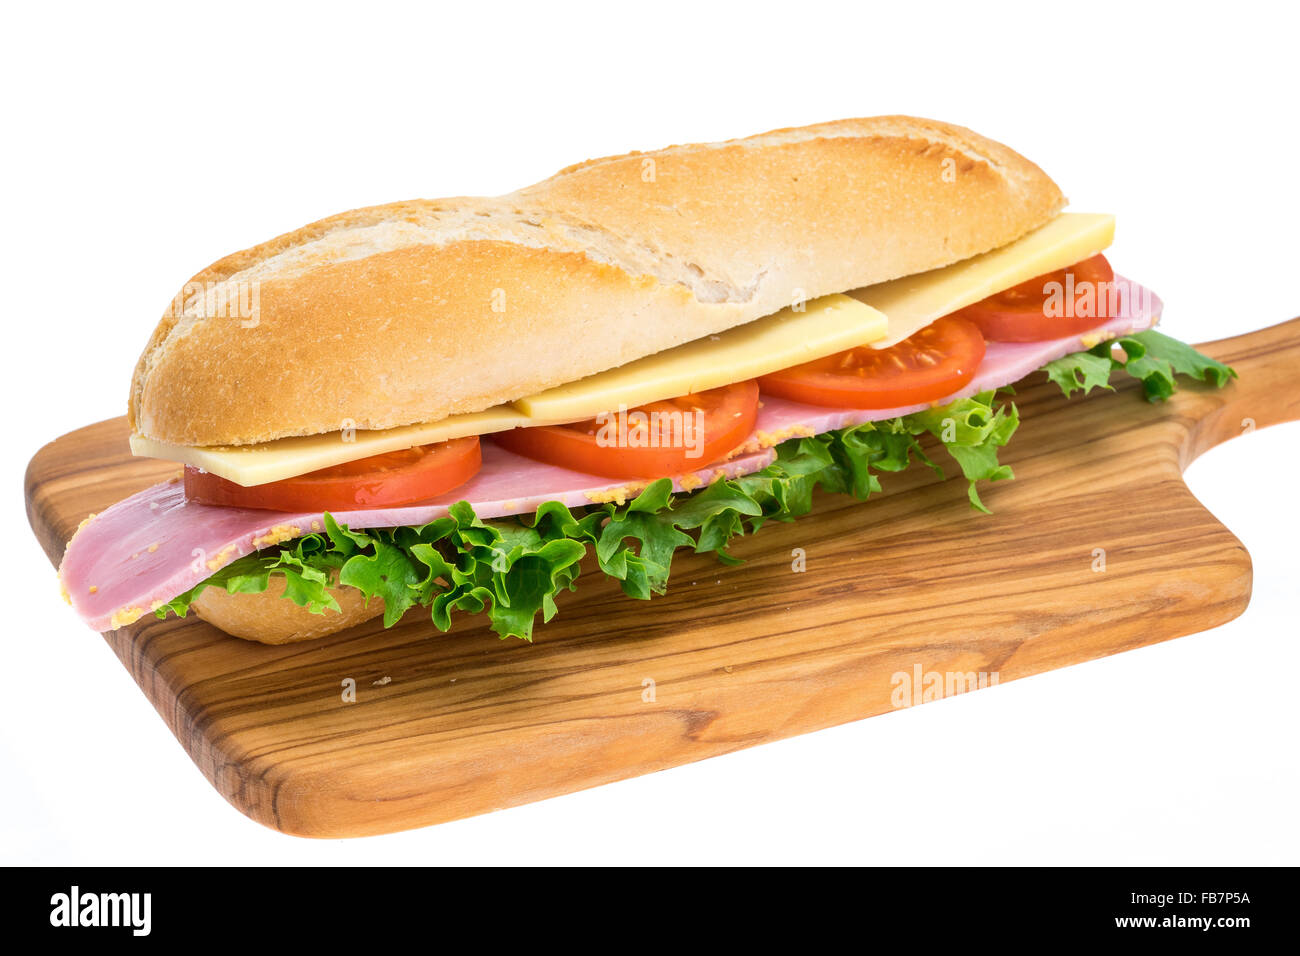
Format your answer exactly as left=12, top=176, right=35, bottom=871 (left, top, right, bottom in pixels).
left=130, top=116, right=1065, bottom=446
left=192, top=578, right=384, bottom=644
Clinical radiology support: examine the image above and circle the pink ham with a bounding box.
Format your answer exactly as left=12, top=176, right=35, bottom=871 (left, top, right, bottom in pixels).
left=60, top=275, right=1160, bottom=632
left=60, top=447, right=776, bottom=631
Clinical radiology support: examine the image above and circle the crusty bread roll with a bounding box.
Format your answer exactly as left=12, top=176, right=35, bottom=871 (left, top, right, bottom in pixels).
left=129, top=116, right=1064, bottom=447
left=192, top=577, right=385, bottom=644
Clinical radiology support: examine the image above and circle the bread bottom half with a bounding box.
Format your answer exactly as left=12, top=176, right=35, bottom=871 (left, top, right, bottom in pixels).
left=192, top=577, right=385, bottom=644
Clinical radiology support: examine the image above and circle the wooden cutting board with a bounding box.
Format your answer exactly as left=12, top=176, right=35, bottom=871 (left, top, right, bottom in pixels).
left=24, top=319, right=1300, bottom=838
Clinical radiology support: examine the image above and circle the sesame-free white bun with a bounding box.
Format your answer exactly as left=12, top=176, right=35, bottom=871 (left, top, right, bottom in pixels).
left=129, top=115, right=1065, bottom=448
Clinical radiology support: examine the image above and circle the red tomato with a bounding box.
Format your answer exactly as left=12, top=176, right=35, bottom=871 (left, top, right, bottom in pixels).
left=952, top=254, right=1118, bottom=342
left=493, top=380, right=760, bottom=479
left=184, top=437, right=482, bottom=512
left=757, top=315, right=986, bottom=409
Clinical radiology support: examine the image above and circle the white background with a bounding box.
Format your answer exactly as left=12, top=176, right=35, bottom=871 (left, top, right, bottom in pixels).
left=3, top=1, right=1296, bottom=864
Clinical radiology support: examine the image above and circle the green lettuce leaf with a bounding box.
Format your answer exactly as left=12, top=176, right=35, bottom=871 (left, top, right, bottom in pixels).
left=1042, top=350, right=1115, bottom=398
left=1042, top=330, right=1235, bottom=402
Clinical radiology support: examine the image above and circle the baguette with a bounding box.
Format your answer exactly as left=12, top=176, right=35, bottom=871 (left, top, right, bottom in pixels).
left=192, top=576, right=384, bottom=643
left=129, top=116, right=1064, bottom=447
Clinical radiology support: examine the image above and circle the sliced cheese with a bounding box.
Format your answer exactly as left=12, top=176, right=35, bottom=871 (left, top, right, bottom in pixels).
left=853, top=212, right=1116, bottom=348
left=130, top=405, right=536, bottom=487
left=512, top=293, right=887, bottom=421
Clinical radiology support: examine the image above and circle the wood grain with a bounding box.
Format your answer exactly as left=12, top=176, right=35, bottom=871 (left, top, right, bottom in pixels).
left=24, top=319, right=1300, bottom=838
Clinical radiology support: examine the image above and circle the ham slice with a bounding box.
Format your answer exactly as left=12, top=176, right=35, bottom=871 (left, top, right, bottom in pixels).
left=60, top=448, right=776, bottom=631
left=60, top=276, right=1160, bottom=632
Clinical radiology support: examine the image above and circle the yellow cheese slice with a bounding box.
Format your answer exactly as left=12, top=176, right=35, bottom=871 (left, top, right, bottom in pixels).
left=852, top=212, right=1116, bottom=348
left=130, top=405, right=535, bottom=487
left=512, top=293, right=887, bottom=421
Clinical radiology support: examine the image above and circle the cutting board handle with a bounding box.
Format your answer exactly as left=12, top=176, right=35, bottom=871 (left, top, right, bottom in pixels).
left=1181, top=316, right=1300, bottom=467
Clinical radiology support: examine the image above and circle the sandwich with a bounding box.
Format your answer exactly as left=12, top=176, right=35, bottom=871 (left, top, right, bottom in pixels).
left=55, top=116, right=1236, bottom=644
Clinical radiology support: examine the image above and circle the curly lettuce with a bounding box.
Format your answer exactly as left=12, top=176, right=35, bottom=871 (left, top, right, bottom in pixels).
left=158, top=333, right=1233, bottom=640
left=1042, top=329, right=1236, bottom=401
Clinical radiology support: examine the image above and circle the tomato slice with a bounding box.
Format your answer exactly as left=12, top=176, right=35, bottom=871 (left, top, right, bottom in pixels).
left=756, top=314, right=986, bottom=409
left=952, top=254, right=1118, bottom=342
left=184, top=437, right=482, bottom=512
left=493, top=380, right=759, bottom=479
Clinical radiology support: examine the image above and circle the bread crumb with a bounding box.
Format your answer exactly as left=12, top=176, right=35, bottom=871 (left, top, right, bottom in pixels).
left=252, top=524, right=302, bottom=549
left=109, top=606, right=144, bottom=629
left=586, top=483, right=646, bottom=506
left=206, top=544, right=238, bottom=571
left=740, top=424, right=815, bottom=454
left=1080, top=330, right=1117, bottom=349
left=88, top=585, right=98, bottom=594
left=372, top=676, right=392, bottom=687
